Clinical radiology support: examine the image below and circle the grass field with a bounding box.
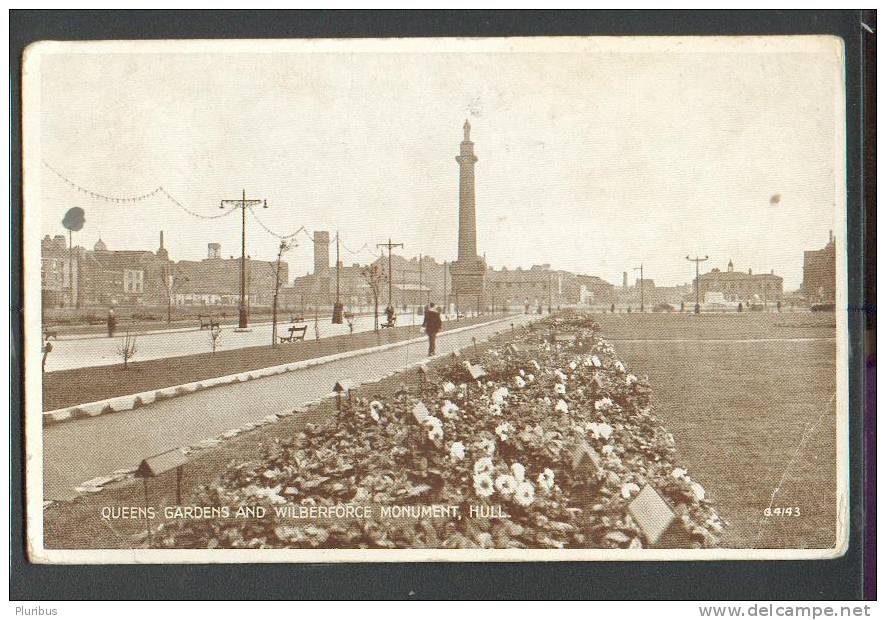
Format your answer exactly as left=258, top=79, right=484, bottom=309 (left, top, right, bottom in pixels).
left=595, top=312, right=837, bottom=549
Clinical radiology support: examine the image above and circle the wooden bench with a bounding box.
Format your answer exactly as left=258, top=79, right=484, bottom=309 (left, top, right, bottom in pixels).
left=279, top=324, right=308, bottom=343
left=43, top=328, right=59, bottom=340
left=381, top=321, right=396, bottom=329
left=198, top=316, right=219, bottom=330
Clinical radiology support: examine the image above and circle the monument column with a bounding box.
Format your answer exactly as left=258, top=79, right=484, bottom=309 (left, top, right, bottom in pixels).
left=450, top=119, right=486, bottom=313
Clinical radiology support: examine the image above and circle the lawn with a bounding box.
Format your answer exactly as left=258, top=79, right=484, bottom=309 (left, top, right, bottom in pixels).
left=597, top=312, right=837, bottom=549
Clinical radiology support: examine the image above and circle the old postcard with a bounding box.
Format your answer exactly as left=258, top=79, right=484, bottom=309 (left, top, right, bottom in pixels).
left=22, top=36, right=848, bottom=563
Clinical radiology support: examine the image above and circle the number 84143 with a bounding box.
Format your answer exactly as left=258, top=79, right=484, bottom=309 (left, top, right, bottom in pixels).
left=764, top=506, right=801, bottom=517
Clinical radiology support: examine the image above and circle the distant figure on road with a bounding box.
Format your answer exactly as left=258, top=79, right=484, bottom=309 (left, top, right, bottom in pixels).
left=107, top=308, right=117, bottom=338
left=384, top=304, right=396, bottom=327
left=422, top=302, right=442, bottom=356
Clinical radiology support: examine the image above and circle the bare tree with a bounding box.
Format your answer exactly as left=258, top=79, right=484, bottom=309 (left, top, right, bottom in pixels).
left=360, top=263, right=386, bottom=332
left=209, top=323, right=222, bottom=353
left=270, top=240, right=293, bottom=347
left=116, top=328, right=138, bottom=369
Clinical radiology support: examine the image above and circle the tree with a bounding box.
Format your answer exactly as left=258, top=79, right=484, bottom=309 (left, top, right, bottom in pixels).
left=116, top=328, right=138, bottom=369
left=360, top=263, right=386, bottom=332
left=270, top=240, right=293, bottom=347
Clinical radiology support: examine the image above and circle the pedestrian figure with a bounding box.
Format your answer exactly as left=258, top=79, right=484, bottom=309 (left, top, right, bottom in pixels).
left=738, top=302, right=743, bottom=313
left=107, top=307, right=117, bottom=338
left=384, top=304, right=396, bottom=327
left=611, top=303, right=615, bottom=313
left=422, top=302, right=442, bottom=356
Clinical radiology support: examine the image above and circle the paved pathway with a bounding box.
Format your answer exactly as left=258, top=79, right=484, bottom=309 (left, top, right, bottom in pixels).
left=43, top=315, right=533, bottom=499
left=45, top=312, right=426, bottom=372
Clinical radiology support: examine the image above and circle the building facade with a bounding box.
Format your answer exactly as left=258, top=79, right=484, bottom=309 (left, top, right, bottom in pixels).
left=802, top=232, right=836, bottom=303
left=41, top=234, right=287, bottom=310
left=696, top=260, right=783, bottom=305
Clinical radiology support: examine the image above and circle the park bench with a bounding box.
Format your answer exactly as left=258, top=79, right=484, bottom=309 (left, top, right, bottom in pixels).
left=198, top=315, right=219, bottom=330
left=279, top=324, right=308, bottom=343
left=381, top=320, right=396, bottom=329
left=290, top=314, right=305, bottom=323
left=43, top=328, right=59, bottom=340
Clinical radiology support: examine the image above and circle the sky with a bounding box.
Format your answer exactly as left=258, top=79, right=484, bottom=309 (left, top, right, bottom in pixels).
left=34, top=37, right=843, bottom=290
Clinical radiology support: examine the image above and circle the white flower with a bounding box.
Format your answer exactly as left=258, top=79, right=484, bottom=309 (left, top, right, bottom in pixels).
left=370, top=410, right=381, bottom=423
left=449, top=441, right=466, bottom=461
left=537, top=468, right=555, bottom=493
left=555, top=399, right=569, bottom=414
left=494, top=474, right=517, bottom=496
left=510, top=462, right=526, bottom=482
left=442, top=381, right=456, bottom=394
left=555, top=369, right=568, bottom=383
left=486, top=380, right=494, bottom=388
left=527, top=373, right=535, bottom=383
left=613, top=360, right=626, bottom=374
left=601, top=445, right=615, bottom=456
left=473, top=457, right=495, bottom=476
left=492, top=387, right=510, bottom=406
left=621, top=482, right=641, bottom=499
left=530, top=360, right=541, bottom=370
left=440, top=400, right=460, bottom=419
left=671, top=467, right=688, bottom=480
left=554, top=383, right=566, bottom=395
left=488, top=403, right=502, bottom=417
left=519, top=368, right=526, bottom=377
left=513, top=481, right=536, bottom=507
left=569, top=360, right=578, bottom=371
left=626, top=373, right=638, bottom=386
left=427, top=426, right=444, bottom=442
left=369, top=400, right=384, bottom=413
left=495, top=422, right=514, bottom=441
left=590, top=355, right=602, bottom=368
left=514, top=376, right=526, bottom=389
left=473, top=473, right=494, bottom=498
left=587, top=422, right=613, bottom=440
left=478, top=437, right=496, bottom=456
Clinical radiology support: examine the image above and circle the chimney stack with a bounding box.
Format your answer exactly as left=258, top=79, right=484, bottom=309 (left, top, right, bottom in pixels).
left=313, top=231, right=330, bottom=274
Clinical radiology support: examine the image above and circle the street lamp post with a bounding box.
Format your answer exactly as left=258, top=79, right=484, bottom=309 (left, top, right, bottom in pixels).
left=220, top=189, right=267, bottom=329
left=686, top=255, right=709, bottom=315
left=633, top=263, right=644, bottom=313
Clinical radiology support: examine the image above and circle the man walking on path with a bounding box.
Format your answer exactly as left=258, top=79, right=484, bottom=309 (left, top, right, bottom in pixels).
left=422, top=302, right=442, bottom=356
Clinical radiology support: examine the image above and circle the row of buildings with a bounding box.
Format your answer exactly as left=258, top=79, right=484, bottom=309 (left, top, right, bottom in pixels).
left=41, top=232, right=285, bottom=311
left=41, top=121, right=836, bottom=314
left=40, top=228, right=837, bottom=313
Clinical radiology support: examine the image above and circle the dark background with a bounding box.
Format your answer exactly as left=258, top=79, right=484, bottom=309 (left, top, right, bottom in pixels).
left=9, top=9, right=874, bottom=600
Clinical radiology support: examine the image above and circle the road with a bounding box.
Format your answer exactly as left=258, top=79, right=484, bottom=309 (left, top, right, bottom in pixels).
left=43, top=314, right=533, bottom=500
left=45, top=312, right=426, bottom=372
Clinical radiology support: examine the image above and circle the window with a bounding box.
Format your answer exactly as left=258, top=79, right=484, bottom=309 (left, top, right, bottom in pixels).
left=124, top=269, right=144, bottom=293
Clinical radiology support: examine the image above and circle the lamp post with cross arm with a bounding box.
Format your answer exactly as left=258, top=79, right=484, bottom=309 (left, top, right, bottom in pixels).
left=220, top=189, right=267, bottom=329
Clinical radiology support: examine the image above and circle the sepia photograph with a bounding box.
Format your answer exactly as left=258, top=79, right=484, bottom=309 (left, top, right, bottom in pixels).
left=22, top=35, right=848, bottom=563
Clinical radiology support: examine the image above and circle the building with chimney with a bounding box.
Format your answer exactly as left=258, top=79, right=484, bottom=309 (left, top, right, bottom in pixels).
left=173, top=242, right=286, bottom=307
left=802, top=231, right=836, bottom=303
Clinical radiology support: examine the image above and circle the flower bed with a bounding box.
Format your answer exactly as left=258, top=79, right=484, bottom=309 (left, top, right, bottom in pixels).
left=156, top=311, right=724, bottom=549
